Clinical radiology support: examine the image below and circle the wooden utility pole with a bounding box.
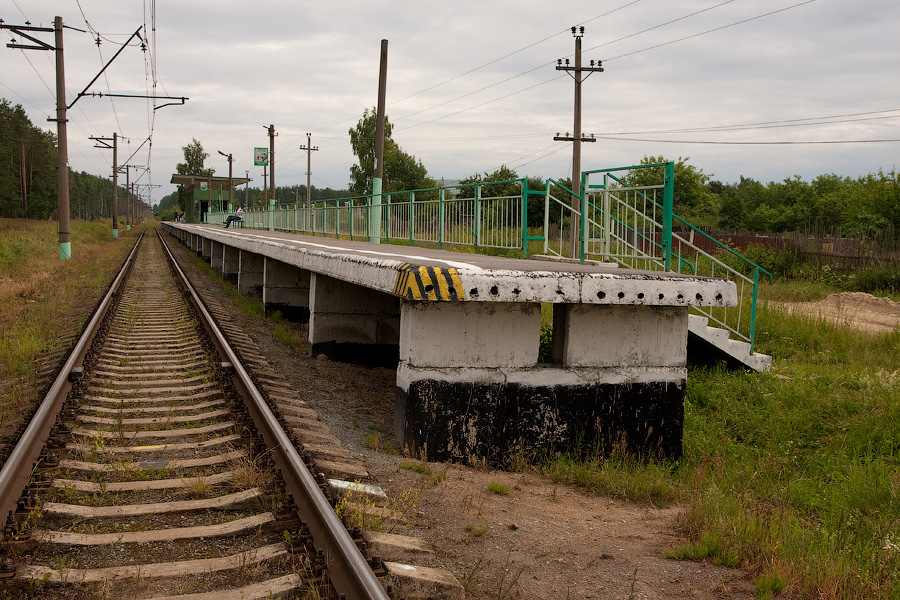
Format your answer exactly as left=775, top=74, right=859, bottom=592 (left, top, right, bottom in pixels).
left=265, top=124, right=276, bottom=206
left=299, top=133, right=318, bottom=209
left=370, top=39, right=388, bottom=243
left=245, top=170, right=250, bottom=208
left=555, top=26, right=603, bottom=258
left=261, top=170, right=267, bottom=208
left=90, top=133, right=119, bottom=237
left=112, top=134, right=118, bottom=237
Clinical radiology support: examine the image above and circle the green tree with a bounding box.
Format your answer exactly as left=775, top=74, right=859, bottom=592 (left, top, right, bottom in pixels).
left=175, top=139, right=212, bottom=213
left=348, top=108, right=433, bottom=195
left=624, top=156, right=720, bottom=228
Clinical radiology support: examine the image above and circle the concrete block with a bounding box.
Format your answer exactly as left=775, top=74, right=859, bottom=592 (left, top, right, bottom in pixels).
left=400, top=301, right=540, bottom=369
left=211, top=240, right=223, bottom=272
left=263, top=258, right=311, bottom=320
left=309, top=273, right=400, bottom=359
left=238, top=250, right=264, bottom=299
left=564, top=305, right=687, bottom=368
left=384, top=562, right=464, bottom=600
left=222, top=245, right=240, bottom=281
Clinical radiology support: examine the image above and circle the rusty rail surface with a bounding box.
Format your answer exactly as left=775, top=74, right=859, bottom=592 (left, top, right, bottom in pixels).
left=0, top=230, right=144, bottom=539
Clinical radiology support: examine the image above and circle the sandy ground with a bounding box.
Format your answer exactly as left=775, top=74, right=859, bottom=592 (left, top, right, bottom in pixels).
left=769, top=291, right=900, bottom=334
left=253, top=352, right=759, bottom=599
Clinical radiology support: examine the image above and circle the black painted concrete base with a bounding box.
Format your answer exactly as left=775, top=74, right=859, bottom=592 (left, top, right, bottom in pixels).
left=395, top=379, right=685, bottom=464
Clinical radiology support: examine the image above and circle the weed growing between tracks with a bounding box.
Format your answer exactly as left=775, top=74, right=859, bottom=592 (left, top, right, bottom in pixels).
left=536, top=299, right=900, bottom=599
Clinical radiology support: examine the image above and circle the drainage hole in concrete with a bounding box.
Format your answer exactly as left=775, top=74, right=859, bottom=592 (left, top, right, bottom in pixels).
left=597, top=291, right=606, bottom=300
left=512, top=288, right=521, bottom=295
left=470, top=288, right=479, bottom=297
left=658, top=293, right=665, bottom=300
left=424, top=284, right=434, bottom=293
left=696, top=293, right=703, bottom=302
left=490, top=285, right=499, bottom=296
left=715, top=293, right=723, bottom=302
left=677, top=294, right=684, bottom=301
left=637, top=293, right=645, bottom=300
left=617, top=291, right=625, bottom=299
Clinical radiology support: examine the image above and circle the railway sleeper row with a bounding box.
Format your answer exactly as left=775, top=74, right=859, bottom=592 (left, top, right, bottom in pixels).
left=161, top=229, right=464, bottom=600
left=0, top=230, right=462, bottom=600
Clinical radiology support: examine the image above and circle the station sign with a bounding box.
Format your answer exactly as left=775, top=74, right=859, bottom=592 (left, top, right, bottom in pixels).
left=254, top=147, right=269, bottom=166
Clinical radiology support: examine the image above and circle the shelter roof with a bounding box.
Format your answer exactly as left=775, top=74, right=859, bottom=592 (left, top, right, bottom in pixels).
left=170, top=174, right=250, bottom=191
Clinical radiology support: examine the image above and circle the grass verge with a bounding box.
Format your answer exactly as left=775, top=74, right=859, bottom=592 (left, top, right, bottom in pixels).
left=0, top=218, right=140, bottom=431
left=537, top=291, right=900, bottom=599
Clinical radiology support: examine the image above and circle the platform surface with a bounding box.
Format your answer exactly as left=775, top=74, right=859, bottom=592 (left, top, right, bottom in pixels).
left=168, top=223, right=737, bottom=307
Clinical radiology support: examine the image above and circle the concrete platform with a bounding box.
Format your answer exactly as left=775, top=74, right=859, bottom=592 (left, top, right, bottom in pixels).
left=163, top=223, right=737, bottom=462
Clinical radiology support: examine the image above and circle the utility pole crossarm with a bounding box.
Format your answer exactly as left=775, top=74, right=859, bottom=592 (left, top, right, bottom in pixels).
left=1, top=21, right=55, bottom=50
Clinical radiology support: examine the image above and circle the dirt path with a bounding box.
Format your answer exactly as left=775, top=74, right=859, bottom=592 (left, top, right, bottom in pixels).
left=768, top=292, right=900, bottom=334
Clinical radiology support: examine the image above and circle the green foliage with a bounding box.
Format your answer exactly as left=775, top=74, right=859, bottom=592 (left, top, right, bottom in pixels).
left=176, top=138, right=212, bottom=177
left=665, top=533, right=738, bottom=567
left=348, top=107, right=434, bottom=196
left=625, top=155, right=721, bottom=228
left=487, top=481, right=509, bottom=495
left=715, top=169, right=900, bottom=235
left=756, top=573, right=788, bottom=600
left=0, top=99, right=121, bottom=220
left=852, top=266, right=900, bottom=295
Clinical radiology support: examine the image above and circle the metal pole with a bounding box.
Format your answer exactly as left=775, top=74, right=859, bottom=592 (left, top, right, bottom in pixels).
left=370, top=39, right=388, bottom=243
left=54, top=16, right=71, bottom=260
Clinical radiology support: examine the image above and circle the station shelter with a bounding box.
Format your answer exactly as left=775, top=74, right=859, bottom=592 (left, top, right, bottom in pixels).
left=170, top=174, right=250, bottom=223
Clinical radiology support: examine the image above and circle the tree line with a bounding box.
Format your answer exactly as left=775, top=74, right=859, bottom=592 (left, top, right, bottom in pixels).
left=0, top=99, right=128, bottom=221
left=8, top=96, right=897, bottom=242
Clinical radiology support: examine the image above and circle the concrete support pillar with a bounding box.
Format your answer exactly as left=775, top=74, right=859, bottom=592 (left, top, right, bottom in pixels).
left=308, top=273, right=400, bottom=366
left=201, top=237, right=211, bottom=262
left=211, top=240, right=223, bottom=273
left=222, top=245, right=240, bottom=283
left=238, top=250, right=264, bottom=299
left=263, top=258, right=311, bottom=322
left=395, top=302, right=689, bottom=464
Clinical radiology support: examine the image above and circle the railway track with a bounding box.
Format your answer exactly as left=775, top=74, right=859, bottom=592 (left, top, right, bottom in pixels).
left=0, top=230, right=394, bottom=599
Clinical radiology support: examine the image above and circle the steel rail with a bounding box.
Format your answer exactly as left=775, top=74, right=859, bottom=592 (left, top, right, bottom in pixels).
left=157, top=230, right=390, bottom=600
left=0, top=231, right=144, bottom=531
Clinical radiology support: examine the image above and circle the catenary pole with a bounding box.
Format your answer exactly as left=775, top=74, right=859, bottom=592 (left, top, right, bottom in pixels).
left=112, top=134, right=118, bottom=237
left=54, top=17, right=71, bottom=260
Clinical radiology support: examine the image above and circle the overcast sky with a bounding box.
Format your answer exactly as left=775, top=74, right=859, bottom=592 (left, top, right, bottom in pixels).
left=2, top=0, right=899, bottom=206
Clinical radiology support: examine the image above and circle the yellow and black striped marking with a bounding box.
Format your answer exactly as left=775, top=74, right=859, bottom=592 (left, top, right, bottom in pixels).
left=393, top=263, right=466, bottom=301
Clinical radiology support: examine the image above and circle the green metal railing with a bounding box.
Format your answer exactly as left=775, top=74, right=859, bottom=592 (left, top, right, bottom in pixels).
left=208, top=179, right=531, bottom=254
left=578, top=163, right=773, bottom=352
left=204, top=164, right=771, bottom=352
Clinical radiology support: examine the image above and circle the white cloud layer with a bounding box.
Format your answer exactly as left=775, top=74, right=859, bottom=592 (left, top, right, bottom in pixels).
left=2, top=0, right=899, bottom=205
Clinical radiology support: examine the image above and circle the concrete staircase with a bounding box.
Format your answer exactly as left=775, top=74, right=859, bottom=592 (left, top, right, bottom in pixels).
left=688, top=314, right=771, bottom=372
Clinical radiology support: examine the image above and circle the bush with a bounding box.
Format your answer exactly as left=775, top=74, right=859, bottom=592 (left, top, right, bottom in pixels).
left=851, top=265, right=900, bottom=294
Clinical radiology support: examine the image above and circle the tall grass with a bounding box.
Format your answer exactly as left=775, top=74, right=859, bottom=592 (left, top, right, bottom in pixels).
left=0, top=218, right=139, bottom=430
